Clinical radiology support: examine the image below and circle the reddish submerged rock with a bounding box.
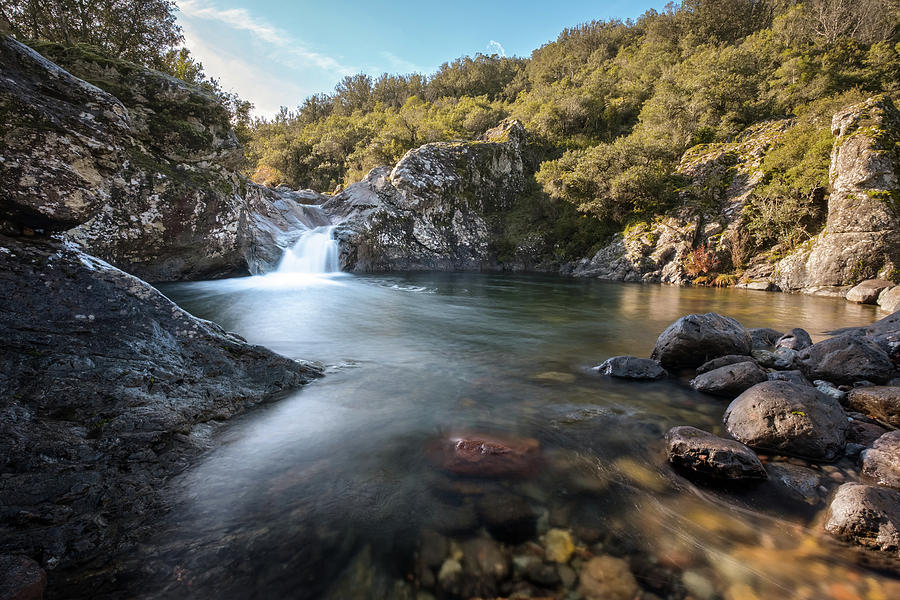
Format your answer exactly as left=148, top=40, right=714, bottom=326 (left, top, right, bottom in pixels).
left=429, top=433, right=541, bottom=478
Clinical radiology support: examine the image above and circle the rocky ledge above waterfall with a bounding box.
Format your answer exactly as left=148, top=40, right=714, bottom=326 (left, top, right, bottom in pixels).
left=323, top=119, right=531, bottom=272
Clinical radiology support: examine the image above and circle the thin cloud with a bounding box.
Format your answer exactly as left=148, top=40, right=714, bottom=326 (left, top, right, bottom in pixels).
left=487, top=40, right=506, bottom=57
left=379, top=51, right=424, bottom=74
left=178, top=0, right=353, bottom=75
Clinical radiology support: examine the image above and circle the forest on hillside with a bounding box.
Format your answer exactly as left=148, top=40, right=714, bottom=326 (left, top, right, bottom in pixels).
left=4, top=0, right=900, bottom=262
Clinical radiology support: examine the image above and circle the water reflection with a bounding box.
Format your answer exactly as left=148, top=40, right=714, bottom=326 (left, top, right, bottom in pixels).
left=111, top=273, right=896, bottom=600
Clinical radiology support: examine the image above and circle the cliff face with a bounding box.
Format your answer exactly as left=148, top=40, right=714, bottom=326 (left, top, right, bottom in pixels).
left=774, top=97, right=900, bottom=293
left=0, top=37, right=310, bottom=282
left=572, top=119, right=794, bottom=285
left=325, top=120, right=529, bottom=271
left=573, top=98, right=900, bottom=295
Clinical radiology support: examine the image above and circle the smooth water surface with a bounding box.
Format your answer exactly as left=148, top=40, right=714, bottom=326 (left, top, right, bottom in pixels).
left=118, top=274, right=896, bottom=599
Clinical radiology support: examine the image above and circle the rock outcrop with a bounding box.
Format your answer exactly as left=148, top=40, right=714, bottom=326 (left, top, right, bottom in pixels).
left=1, top=36, right=318, bottom=282
left=0, top=235, right=323, bottom=575
left=325, top=120, right=532, bottom=271
left=774, top=97, right=900, bottom=293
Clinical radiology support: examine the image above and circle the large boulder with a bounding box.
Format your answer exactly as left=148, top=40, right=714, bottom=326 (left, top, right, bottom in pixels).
left=594, top=356, right=667, bottom=380
left=665, top=426, right=766, bottom=481
left=797, top=335, right=895, bottom=384
left=861, top=431, right=900, bottom=490
left=326, top=120, right=535, bottom=272
left=847, top=386, right=900, bottom=427
left=825, top=483, right=900, bottom=554
left=690, top=360, right=768, bottom=397
left=0, top=235, right=322, bottom=573
left=847, top=279, right=895, bottom=304
left=651, top=313, right=753, bottom=369
left=774, top=96, right=900, bottom=291
left=0, top=36, right=129, bottom=232
left=723, top=381, right=849, bottom=460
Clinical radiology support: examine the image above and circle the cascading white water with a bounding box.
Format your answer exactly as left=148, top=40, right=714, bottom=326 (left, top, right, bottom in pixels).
left=277, top=225, right=339, bottom=274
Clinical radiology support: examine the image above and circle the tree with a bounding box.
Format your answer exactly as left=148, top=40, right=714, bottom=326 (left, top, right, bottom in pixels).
left=0, top=0, right=182, bottom=67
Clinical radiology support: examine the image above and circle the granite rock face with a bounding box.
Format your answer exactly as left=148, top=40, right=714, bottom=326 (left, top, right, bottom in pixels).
left=0, top=236, right=322, bottom=576
left=0, top=37, right=318, bottom=282
left=326, top=120, right=533, bottom=272
left=774, top=97, right=900, bottom=293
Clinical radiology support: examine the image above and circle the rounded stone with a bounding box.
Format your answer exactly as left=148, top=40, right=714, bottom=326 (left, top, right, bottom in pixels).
left=665, top=426, right=766, bottom=481
left=651, top=313, right=753, bottom=369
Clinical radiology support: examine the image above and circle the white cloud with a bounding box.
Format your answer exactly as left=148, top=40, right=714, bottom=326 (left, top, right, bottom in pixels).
left=179, top=17, right=311, bottom=118
left=487, top=40, right=506, bottom=57
left=178, top=0, right=354, bottom=75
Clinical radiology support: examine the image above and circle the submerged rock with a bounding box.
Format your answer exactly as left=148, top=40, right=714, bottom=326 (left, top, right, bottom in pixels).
left=476, top=493, right=537, bottom=544
left=847, top=386, right=900, bottom=427
left=428, top=433, right=541, bottom=478
left=861, top=431, right=900, bottom=490
left=543, top=528, right=575, bottom=563
left=766, top=463, right=825, bottom=505
left=690, top=361, right=768, bottom=397
left=0, top=236, right=322, bottom=573
left=798, top=335, right=894, bottom=385
left=723, top=381, right=849, bottom=461
left=651, top=313, right=753, bottom=369
left=665, top=426, right=766, bottom=481
left=594, top=356, right=667, bottom=380
left=825, top=483, right=900, bottom=554
left=578, top=555, right=639, bottom=600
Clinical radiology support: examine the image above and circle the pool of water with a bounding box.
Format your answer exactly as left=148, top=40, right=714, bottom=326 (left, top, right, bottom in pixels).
left=107, top=273, right=896, bottom=599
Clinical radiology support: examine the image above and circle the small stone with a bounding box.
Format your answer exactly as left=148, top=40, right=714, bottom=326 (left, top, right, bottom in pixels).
left=861, top=430, right=900, bottom=489
left=825, top=483, right=900, bottom=554
left=814, top=380, right=847, bottom=402
left=846, top=386, right=900, bottom=427
left=557, top=563, right=577, bottom=588
left=773, top=346, right=798, bottom=369
left=594, top=355, right=667, bottom=380
left=696, top=354, right=755, bottom=375
left=578, top=555, right=639, bottom=600
left=690, top=361, right=768, bottom=397
left=543, top=528, right=575, bottom=563
left=437, top=558, right=462, bottom=585
left=776, top=328, right=813, bottom=350
left=682, top=569, right=716, bottom=600
left=767, top=370, right=811, bottom=386
left=665, top=426, right=766, bottom=481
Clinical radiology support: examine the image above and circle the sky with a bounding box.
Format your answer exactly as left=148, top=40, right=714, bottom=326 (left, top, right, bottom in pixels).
left=177, top=0, right=671, bottom=118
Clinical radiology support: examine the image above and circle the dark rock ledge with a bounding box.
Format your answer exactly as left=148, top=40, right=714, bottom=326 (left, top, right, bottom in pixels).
left=0, top=235, right=322, bottom=583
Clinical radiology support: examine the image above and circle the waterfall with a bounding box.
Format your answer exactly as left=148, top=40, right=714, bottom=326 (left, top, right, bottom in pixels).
left=277, top=225, right=339, bottom=274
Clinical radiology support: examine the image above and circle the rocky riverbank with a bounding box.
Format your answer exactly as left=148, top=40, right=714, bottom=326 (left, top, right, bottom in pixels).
left=598, top=309, right=900, bottom=559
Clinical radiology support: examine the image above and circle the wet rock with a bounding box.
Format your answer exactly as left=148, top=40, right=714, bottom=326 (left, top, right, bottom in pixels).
left=847, top=418, right=889, bottom=447
left=476, top=493, right=537, bottom=544
left=847, top=280, right=895, bottom=304
left=594, top=356, right=667, bottom=380
left=0, top=237, right=322, bottom=571
left=428, top=433, right=540, bottom=478
left=776, top=328, right=813, bottom=351
left=724, top=381, right=849, bottom=461
left=766, top=463, right=825, bottom=505
left=825, top=483, right=900, bottom=554
left=846, top=386, right=900, bottom=427
left=690, top=361, right=768, bottom=397
left=767, top=370, right=812, bottom=387
left=815, top=380, right=847, bottom=402
left=773, top=347, right=798, bottom=369
left=578, top=555, right=639, bottom=600
left=543, top=528, right=575, bottom=563
left=879, top=287, right=900, bottom=313
left=696, top=354, right=755, bottom=375
left=751, top=349, right=777, bottom=367
left=797, top=335, right=895, bottom=385
left=666, top=426, right=766, bottom=481
left=0, top=555, right=46, bottom=600
left=748, top=328, right=783, bottom=350
left=651, top=313, right=753, bottom=369
left=861, top=431, right=900, bottom=489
